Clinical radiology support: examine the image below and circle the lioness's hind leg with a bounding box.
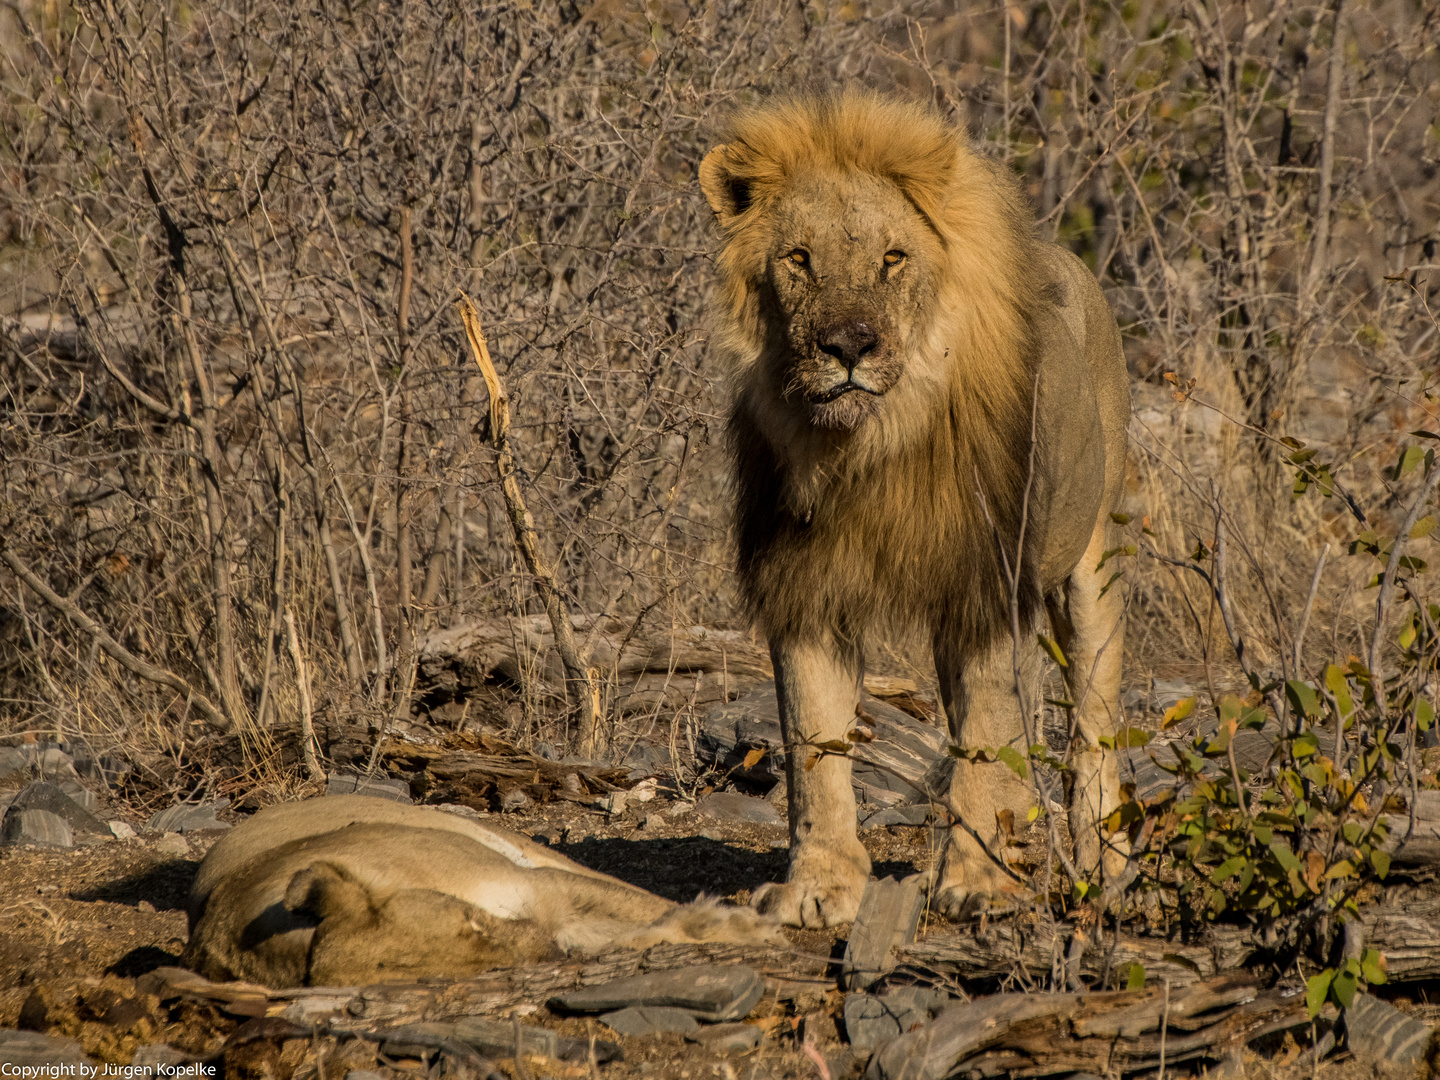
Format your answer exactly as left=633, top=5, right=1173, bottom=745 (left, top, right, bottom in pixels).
left=751, top=636, right=871, bottom=928
left=1048, top=515, right=1127, bottom=885
left=930, top=635, right=1039, bottom=919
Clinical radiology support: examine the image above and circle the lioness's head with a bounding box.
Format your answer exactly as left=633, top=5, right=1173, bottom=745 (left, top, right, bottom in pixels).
left=701, top=91, right=1030, bottom=442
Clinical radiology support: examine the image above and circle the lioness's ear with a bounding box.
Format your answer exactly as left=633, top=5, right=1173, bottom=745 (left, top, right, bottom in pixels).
left=284, top=862, right=369, bottom=921
left=699, top=146, right=753, bottom=221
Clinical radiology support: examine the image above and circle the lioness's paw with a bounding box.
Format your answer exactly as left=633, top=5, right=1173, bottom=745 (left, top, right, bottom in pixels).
left=752, top=879, right=862, bottom=928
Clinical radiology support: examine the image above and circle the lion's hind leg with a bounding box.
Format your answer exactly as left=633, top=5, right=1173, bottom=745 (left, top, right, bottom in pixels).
left=1047, top=515, right=1128, bottom=887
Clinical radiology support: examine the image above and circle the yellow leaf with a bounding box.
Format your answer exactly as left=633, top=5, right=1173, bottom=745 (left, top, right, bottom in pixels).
left=1037, top=634, right=1068, bottom=668
left=1162, top=696, right=1197, bottom=729
left=742, top=748, right=766, bottom=770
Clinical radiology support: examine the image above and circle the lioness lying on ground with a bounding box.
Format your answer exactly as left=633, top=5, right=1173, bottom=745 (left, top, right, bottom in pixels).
left=184, top=795, right=782, bottom=987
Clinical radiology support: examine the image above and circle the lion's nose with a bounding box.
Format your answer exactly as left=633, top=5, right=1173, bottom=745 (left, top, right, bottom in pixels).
left=818, top=321, right=878, bottom=373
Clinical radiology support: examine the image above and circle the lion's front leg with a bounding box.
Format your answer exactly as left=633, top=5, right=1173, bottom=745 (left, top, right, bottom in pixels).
left=929, top=635, right=1039, bottom=919
left=751, top=636, right=871, bottom=928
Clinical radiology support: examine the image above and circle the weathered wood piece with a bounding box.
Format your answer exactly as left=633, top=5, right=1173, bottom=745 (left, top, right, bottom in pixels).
left=416, top=616, right=772, bottom=716
left=549, top=964, right=764, bottom=1021
left=381, top=738, right=637, bottom=810
left=699, top=686, right=948, bottom=806
left=841, top=876, right=925, bottom=991
left=377, top=1018, right=621, bottom=1064
left=138, top=946, right=826, bottom=1030
left=895, top=891, right=1440, bottom=988
left=865, top=973, right=1308, bottom=1079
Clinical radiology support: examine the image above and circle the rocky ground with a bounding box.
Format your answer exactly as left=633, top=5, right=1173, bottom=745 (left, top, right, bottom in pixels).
left=2, top=681, right=1438, bottom=1080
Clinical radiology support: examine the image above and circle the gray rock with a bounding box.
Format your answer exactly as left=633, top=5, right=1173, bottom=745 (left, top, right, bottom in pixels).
left=58, top=780, right=96, bottom=810
left=33, top=747, right=78, bottom=781
left=130, top=1045, right=196, bottom=1070
left=4, top=809, right=74, bottom=848
left=697, top=791, right=784, bottom=827
left=599, top=1006, right=701, bottom=1037
left=147, top=798, right=231, bottom=833
left=0, top=746, right=26, bottom=777
left=153, top=833, right=190, bottom=858
left=688, top=1022, right=762, bottom=1052
left=500, top=787, right=533, bottom=813
left=861, top=804, right=930, bottom=829
left=846, top=992, right=924, bottom=1052
left=1, top=781, right=111, bottom=846
left=1345, top=993, right=1433, bottom=1072
left=344, top=1072, right=385, bottom=1080
left=551, top=964, right=765, bottom=1022
left=0, top=1029, right=91, bottom=1068
left=325, top=772, right=413, bottom=802
left=841, top=878, right=925, bottom=991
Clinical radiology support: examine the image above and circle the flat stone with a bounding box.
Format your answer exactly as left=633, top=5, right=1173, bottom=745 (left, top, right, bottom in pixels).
left=688, top=1022, right=762, bottom=1052
left=148, top=798, right=231, bottom=833
left=0, top=746, right=26, bottom=777
left=1345, top=992, right=1433, bottom=1072
left=844, top=986, right=950, bottom=1050
left=599, top=1006, right=701, bottom=1037
left=551, top=964, right=765, bottom=1022
left=0, top=1029, right=90, bottom=1068
left=109, top=820, right=137, bottom=840
left=861, top=804, right=930, bottom=830
left=1, top=781, right=111, bottom=846
left=325, top=772, right=413, bottom=802
left=841, top=877, right=925, bottom=990
left=697, top=791, right=784, bottom=826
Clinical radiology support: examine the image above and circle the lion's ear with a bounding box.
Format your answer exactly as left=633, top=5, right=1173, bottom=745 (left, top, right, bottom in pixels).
left=699, top=146, right=753, bottom=221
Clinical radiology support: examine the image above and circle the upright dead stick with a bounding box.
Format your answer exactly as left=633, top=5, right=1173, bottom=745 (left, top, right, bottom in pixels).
left=457, top=293, right=600, bottom=752
left=284, top=607, right=320, bottom=780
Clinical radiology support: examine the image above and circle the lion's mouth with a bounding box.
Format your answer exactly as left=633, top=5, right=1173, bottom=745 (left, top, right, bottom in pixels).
left=809, top=379, right=882, bottom=404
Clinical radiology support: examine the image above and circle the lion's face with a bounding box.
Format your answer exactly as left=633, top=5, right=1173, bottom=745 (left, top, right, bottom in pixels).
left=757, top=170, right=943, bottom=431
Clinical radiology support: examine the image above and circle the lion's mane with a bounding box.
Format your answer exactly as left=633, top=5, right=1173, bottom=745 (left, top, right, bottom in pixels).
left=709, top=92, right=1047, bottom=652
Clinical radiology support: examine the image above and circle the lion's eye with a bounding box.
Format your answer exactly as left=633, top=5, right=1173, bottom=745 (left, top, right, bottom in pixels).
left=787, top=249, right=810, bottom=268
left=883, top=250, right=906, bottom=268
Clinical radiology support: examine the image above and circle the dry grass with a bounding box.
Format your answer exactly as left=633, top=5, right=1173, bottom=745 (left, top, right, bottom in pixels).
left=1, top=0, right=1438, bottom=779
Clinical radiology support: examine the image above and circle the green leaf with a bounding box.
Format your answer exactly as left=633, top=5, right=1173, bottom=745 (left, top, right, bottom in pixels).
left=1325, top=664, right=1355, bottom=717
left=1324, top=859, right=1356, bottom=880
left=1292, top=732, right=1319, bottom=758
left=995, top=745, right=1027, bottom=780
left=1411, top=515, right=1437, bottom=539
left=1306, top=970, right=1335, bottom=1018
left=1126, top=963, right=1146, bottom=990
left=1419, top=699, right=1435, bottom=732
left=1286, top=680, right=1321, bottom=717
left=1371, top=849, right=1391, bottom=879
left=1270, top=840, right=1303, bottom=873
left=1036, top=634, right=1068, bottom=668
left=1110, top=512, right=1133, bottom=525
left=1110, top=726, right=1152, bottom=748
left=1395, top=445, right=1425, bottom=479
left=1332, top=967, right=1359, bottom=1008
left=1361, top=949, right=1388, bottom=985
left=1211, top=855, right=1247, bottom=883
left=1218, top=694, right=1242, bottom=727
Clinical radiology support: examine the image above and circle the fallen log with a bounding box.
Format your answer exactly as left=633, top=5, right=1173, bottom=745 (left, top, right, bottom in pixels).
left=416, top=616, right=773, bottom=716
left=894, top=889, right=1440, bottom=988
left=866, top=972, right=1311, bottom=1079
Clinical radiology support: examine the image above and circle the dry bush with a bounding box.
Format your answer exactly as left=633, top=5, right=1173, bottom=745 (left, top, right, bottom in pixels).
left=1, top=0, right=1437, bottom=789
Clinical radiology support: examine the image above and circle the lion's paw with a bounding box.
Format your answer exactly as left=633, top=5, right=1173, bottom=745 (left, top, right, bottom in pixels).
left=924, top=864, right=1028, bottom=922
left=752, top=879, right=863, bottom=928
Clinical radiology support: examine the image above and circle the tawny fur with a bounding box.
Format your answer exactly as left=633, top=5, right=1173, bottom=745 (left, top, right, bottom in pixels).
left=699, top=90, right=1131, bottom=927
left=183, top=796, right=783, bottom=988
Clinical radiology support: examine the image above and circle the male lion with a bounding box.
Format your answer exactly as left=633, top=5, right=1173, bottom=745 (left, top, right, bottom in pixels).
left=699, top=92, right=1130, bottom=926
left=184, top=795, right=781, bottom=987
